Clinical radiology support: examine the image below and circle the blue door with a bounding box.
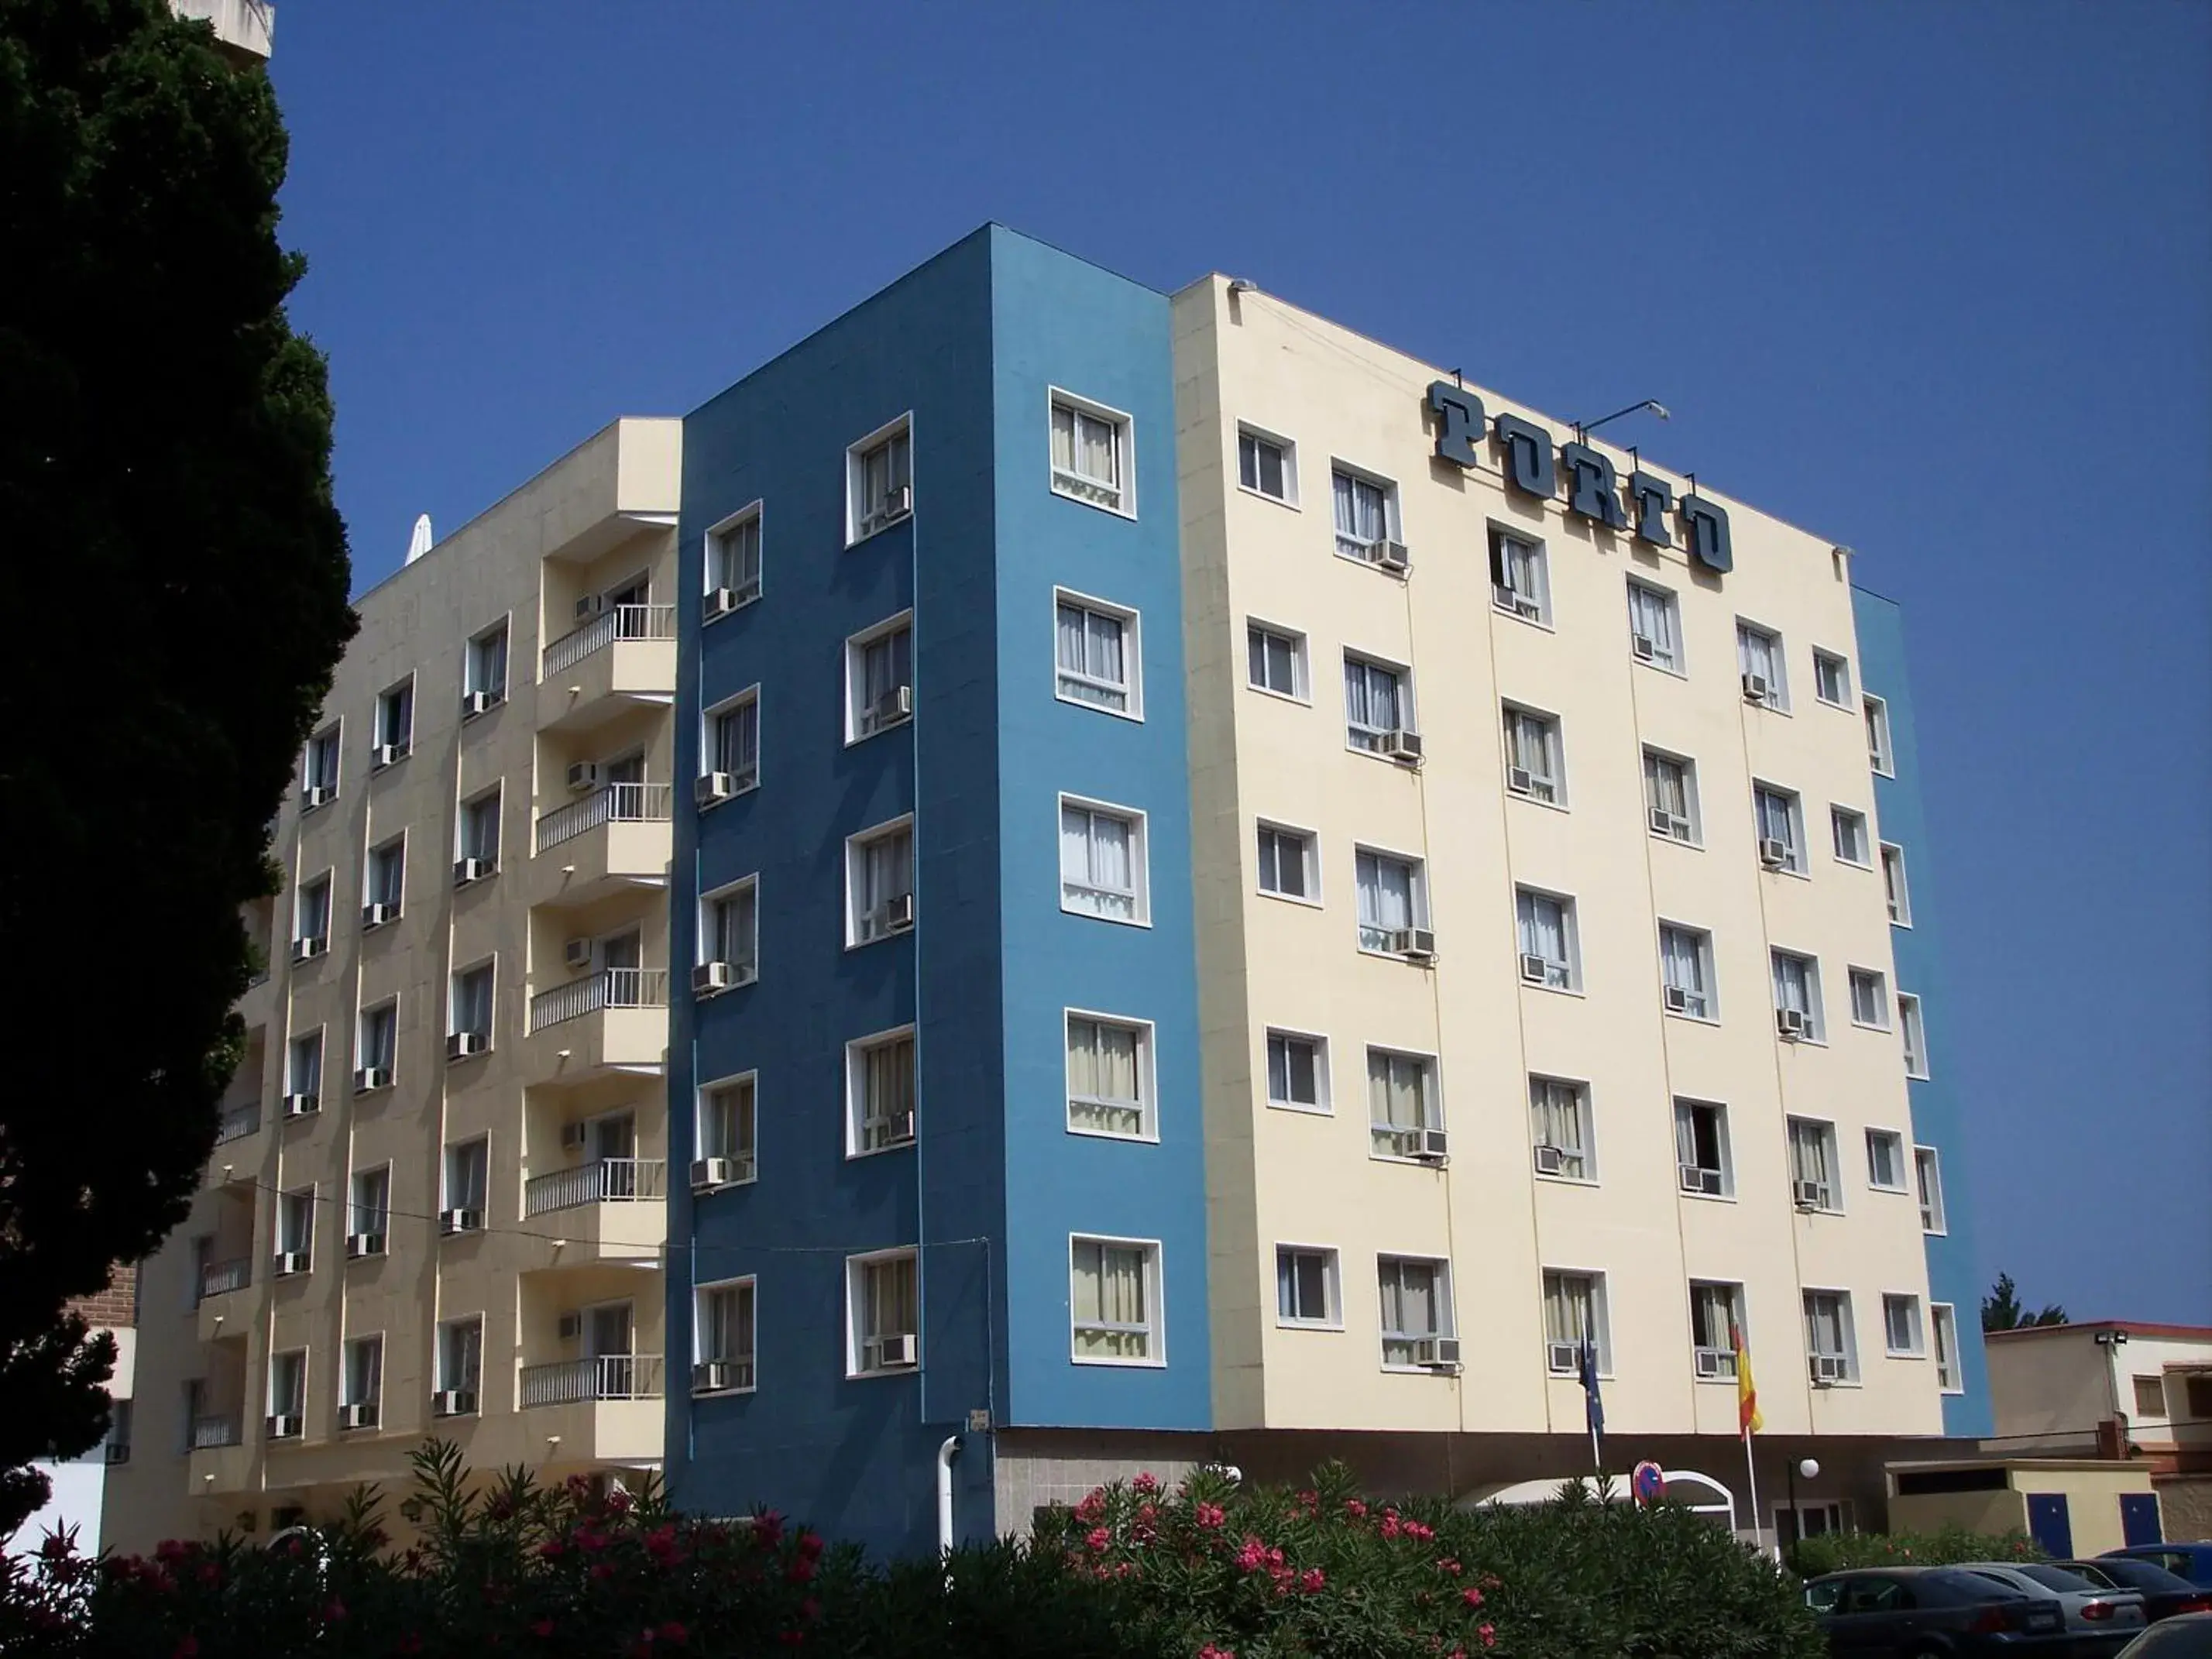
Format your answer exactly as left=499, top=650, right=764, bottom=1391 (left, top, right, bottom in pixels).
left=2121, top=1492, right=2162, bottom=1547
left=2027, top=1492, right=2074, bottom=1558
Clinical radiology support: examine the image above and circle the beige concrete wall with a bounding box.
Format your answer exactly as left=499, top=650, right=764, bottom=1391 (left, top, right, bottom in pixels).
left=108, top=419, right=679, bottom=1551
left=1173, top=278, right=1940, bottom=1443
left=1889, top=1489, right=2026, bottom=1537
left=1987, top=1325, right=2212, bottom=1462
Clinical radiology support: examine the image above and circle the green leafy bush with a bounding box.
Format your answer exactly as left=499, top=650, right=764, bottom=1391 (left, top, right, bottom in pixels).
left=1789, top=1523, right=2045, bottom=1578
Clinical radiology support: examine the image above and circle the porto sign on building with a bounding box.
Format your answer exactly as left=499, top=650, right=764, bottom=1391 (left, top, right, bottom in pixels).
left=1427, top=382, right=1733, bottom=574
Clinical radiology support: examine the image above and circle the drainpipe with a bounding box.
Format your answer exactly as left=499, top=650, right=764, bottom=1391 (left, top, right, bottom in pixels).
left=936, top=1435, right=961, bottom=1557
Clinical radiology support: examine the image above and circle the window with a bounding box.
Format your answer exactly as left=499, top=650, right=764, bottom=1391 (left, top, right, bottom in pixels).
left=1049, top=392, right=1132, bottom=514
left=847, top=417, right=912, bottom=542
left=1771, top=949, right=1825, bottom=1040
left=1355, top=847, right=1427, bottom=954
left=1898, top=992, right=1929, bottom=1077
left=1832, top=806, right=1870, bottom=867
left=706, top=506, right=762, bottom=608
left=1803, top=1290, right=1859, bottom=1383
left=1070, top=1237, right=1160, bottom=1363
left=465, top=623, right=508, bottom=708
left=2134, top=1375, right=2168, bottom=1418
left=697, top=1075, right=757, bottom=1182
left=847, top=615, right=913, bottom=742
left=1689, top=1281, right=1746, bottom=1379
left=348, top=1167, right=389, bottom=1248
left=303, top=726, right=340, bottom=803
left=1814, top=650, right=1853, bottom=707
left=1265, top=1029, right=1328, bottom=1113
left=1516, top=887, right=1580, bottom=991
left=694, top=1279, right=757, bottom=1392
left=847, top=1028, right=916, bottom=1155
left=1245, top=621, right=1307, bottom=699
left=1542, top=1270, right=1609, bottom=1374
left=294, top=873, right=331, bottom=952
left=2190, top=1376, right=2212, bottom=1419
left=1503, top=705, right=1564, bottom=804
left=1864, top=696, right=1894, bottom=775
left=267, top=1350, right=305, bottom=1430
left=1881, top=843, right=1911, bottom=925
left=1931, top=1304, right=1963, bottom=1393
left=1366, top=1047, right=1441, bottom=1159
left=365, top=837, right=405, bottom=920
left=1736, top=621, right=1788, bottom=710
left=1059, top=797, right=1148, bottom=924
left=704, top=692, right=759, bottom=793
left=342, top=1337, right=383, bottom=1421
left=1788, top=1118, right=1841, bottom=1211
left=847, top=817, right=915, bottom=946
left=1331, top=466, right=1398, bottom=563
left=1626, top=581, right=1681, bottom=672
left=459, top=788, right=501, bottom=871
left=1884, top=1294, right=1925, bottom=1356
left=1644, top=749, right=1700, bottom=843
left=1915, top=1146, right=1946, bottom=1234
left=1377, top=1256, right=1451, bottom=1367
left=1659, top=923, right=1716, bottom=1020
left=356, top=1000, right=396, bottom=1084
left=1343, top=654, right=1414, bottom=753
left=848, top=1249, right=919, bottom=1376
left=450, top=961, right=493, bottom=1045
left=1054, top=592, right=1139, bottom=716
left=1753, top=785, right=1806, bottom=874
left=441, top=1139, right=489, bottom=1222
left=1066, top=1013, right=1153, bottom=1140
left=1255, top=822, right=1317, bottom=902
left=287, top=1029, right=324, bottom=1101
left=276, top=1187, right=314, bottom=1262
left=701, top=878, right=758, bottom=981
left=373, top=678, right=414, bottom=763
left=1276, top=1245, right=1338, bottom=1327
left=1866, top=1128, right=1908, bottom=1192
left=1489, top=527, right=1550, bottom=623
left=1529, top=1077, right=1593, bottom=1180
left=1674, top=1098, right=1733, bottom=1197
left=1849, top=967, right=1891, bottom=1029
left=1237, top=425, right=1297, bottom=504
left=437, top=1317, right=483, bottom=1398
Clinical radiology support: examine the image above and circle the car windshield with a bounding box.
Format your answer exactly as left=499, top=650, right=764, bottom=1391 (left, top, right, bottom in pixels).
left=2014, top=1565, right=2099, bottom=1592
left=2081, top=1560, right=2194, bottom=1592
left=2122, top=1618, right=2212, bottom=1655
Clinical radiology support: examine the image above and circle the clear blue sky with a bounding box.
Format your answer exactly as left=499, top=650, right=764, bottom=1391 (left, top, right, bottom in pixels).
left=267, top=2, right=2210, bottom=1322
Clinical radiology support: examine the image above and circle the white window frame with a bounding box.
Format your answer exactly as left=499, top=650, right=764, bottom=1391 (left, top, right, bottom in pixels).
left=1365, top=1045, right=1443, bottom=1162
left=1688, top=1280, right=1747, bottom=1380
left=443, top=1136, right=489, bottom=1214
left=437, top=1316, right=483, bottom=1396
left=276, top=1186, right=314, bottom=1257
left=1052, top=587, right=1142, bottom=720
left=1865, top=1128, right=1908, bottom=1193
left=1803, top=1288, right=1860, bottom=1384
left=1376, top=1254, right=1455, bottom=1370
left=1626, top=579, right=1684, bottom=675
left=1771, top=947, right=1826, bottom=1041
left=1658, top=922, right=1719, bottom=1022
left=703, top=500, right=764, bottom=613
left=1263, top=1028, right=1331, bottom=1115
left=1864, top=695, right=1894, bottom=775
left=464, top=619, right=510, bottom=705
left=1068, top=1234, right=1164, bottom=1366
left=1932, top=1303, right=1965, bottom=1393
left=1354, top=843, right=1429, bottom=956
left=698, top=874, right=759, bottom=981
left=1788, top=1117, right=1843, bottom=1213
left=342, top=1334, right=383, bottom=1413
left=1515, top=885, right=1583, bottom=993
left=449, top=957, right=495, bottom=1044
left=287, top=1026, right=324, bottom=1100
left=1056, top=793, right=1150, bottom=926
left=1831, top=805, right=1872, bottom=867
left=845, top=414, right=913, bottom=546
left=1644, top=747, right=1702, bottom=845
left=365, top=833, right=407, bottom=915
left=1753, top=783, right=1808, bottom=876
left=303, top=723, right=341, bottom=802
left=295, top=871, right=333, bottom=948
left=844, top=1024, right=917, bottom=1159
left=1064, top=1008, right=1157, bottom=1142
left=1328, top=460, right=1401, bottom=566
left=1898, top=991, right=1929, bottom=1078
left=1048, top=388, right=1135, bottom=517
left=267, top=1348, right=307, bottom=1423
left=1342, top=650, right=1417, bottom=757
left=1502, top=702, right=1567, bottom=806
left=692, top=1276, right=758, bottom=1393
left=1915, top=1146, right=1947, bottom=1235
left=1541, top=1268, right=1613, bottom=1377
left=1848, top=965, right=1892, bottom=1031
left=844, top=815, right=915, bottom=949
left=1813, top=649, right=1853, bottom=708
left=845, top=1247, right=919, bottom=1378
left=702, top=686, right=761, bottom=797
left=459, top=785, right=502, bottom=868
left=1274, top=1243, right=1341, bottom=1329
left=1245, top=618, right=1309, bottom=702
left=1254, top=819, right=1321, bottom=906
left=843, top=610, right=914, bottom=746
left=1881, top=843, right=1912, bottom=926
left=1489, top=525, right=1551, bottom=626
left=356, top=998, right=397, bottom=1081
left=1674, top=1097, right=1735, bottom=1200
left=1736, top=619, right=1790, bottom=712
left=695, top=1070, right=757, bottom=1183
left=1236, top=422, right=1299, bottom=508
left=373, top=674, right=416, bottom=761
left=348, top=1164, right=390, bottom=1242
left=1883, top=1293, right=1925, bottom=1358
left=1529, top=1074, right=1596, bottom=1183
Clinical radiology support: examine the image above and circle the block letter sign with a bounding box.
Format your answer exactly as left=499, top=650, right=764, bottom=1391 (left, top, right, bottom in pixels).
left=1561, top=441, right=1629, bottom=531
left=1629, top=472, right=1674, bottom=548
left=1492, top=414, right=1557, bottom=500
left=1681, top=493, right=1733, bottom=573
left=1427, top=382, right=1486, bottom=469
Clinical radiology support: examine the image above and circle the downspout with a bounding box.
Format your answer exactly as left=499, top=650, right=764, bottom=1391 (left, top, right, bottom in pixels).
left=936, top=1435, right=961, bottom=1557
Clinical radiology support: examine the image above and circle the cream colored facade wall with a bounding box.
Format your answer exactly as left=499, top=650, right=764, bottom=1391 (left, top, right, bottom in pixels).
left=1173, top=278, right=1940, bottom=1444
left=1987, top=1325, right=2212, bottom=1456
left=1889, top=1462, right=2157, bottom=1555
left=108, top=419, right=681, bottom=1551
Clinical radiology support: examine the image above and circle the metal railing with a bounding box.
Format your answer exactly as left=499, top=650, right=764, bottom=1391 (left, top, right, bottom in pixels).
left=536, top=782, right=673, bottom=854
left=214, top=1104, right=260, bottom=1145
left=529, top=967, right=668, bottom=1033
left=198, top=1258, right=251, bottom=1300
left=518, top=1354, right=664, bottom=1407
left=524, top=1158, right=666, bottom=1216
left=191, top=1413, right=242, bottom=1450
left=541, top=605, right=675, bottom=677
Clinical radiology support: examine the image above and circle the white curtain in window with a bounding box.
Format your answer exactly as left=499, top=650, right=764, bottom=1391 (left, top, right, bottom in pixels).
left=1773, top=954, right=1812, bottom=1015
left=1379, top=1261, right=1436, bottom=1338
left=863, top=631, right=910, bottom=706
left=1072, top=1242, right=1149, bottom=1358
left=1739, top=627, right=1777, bottom=682
left=1674, top=1105, right=1702, bottom=1172
left=1506, top=711, right=1554, bottom=779
left=1661, top=929, right=1705, bottom=1000
left=1343, top=659, right=1400, bottom=734
left=1355, top=851, right=1413, bottom=934
left=864, top=1039, right=915, bottom=1128
left=866, top=1256, right=915, bottom=1342
left=1368, top=1051, right=1427, bottom=1130
left=1067, top=1018, right=1142, bottom=1135
left=1061, top=806, right=1135, bottom=917
left=1647, top=755, right=1688, bottom=818
left=1056, top=604, right=1125, bottom=703
left=714, top=703, right=758, bottom=774
left=1518, top=892, right=1567, bottom=965
left=716, top=891, right=756, bottom=965
left=1543, top=1276, right=1593, bottom=1346
left=1630, top=585, right=1676, bottom=657
left=1531, top=1081, right=1584, bottom=1156
left=1791, top=1125, right=1832, bottom=1188
left=863, top=831, right=912, bottom=911
left=1805, top=1295, right=1846, bottom=1358
left=1334, top=472, right=1386, bottom=542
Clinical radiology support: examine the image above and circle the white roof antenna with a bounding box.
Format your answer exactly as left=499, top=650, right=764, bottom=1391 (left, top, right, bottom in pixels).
left=405, top=514, right=433, bottom=565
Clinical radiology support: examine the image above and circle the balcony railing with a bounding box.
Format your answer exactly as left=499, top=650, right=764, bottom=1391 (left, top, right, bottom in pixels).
left=536, top=782, right=673, bottom=854
left=519, top=1354, right=665, bottom=1407
left=191, top=1413, right=242, bottom=1450
left=529, top=968, right=668, bottom=1033
left=541, top=605, right=675, bottom=677
left=198, top=1258, right=251, bottom=1301
left=214, top=1104, right=260, bottom=1146
left=524, top=1158, right=667, bottom=1216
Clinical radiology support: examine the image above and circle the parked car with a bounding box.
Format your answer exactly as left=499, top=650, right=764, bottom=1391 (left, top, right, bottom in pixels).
left=2061, top=1558, right=2212, bottom=1624
left=2106, top=1547, right=2212, bottom=1592
left=2114, top=1611, right=2212, bottom=1656
left=1804, top=1565, right=2071, bottom=1654
left=1959, top=1562, right=2147, bottom=1652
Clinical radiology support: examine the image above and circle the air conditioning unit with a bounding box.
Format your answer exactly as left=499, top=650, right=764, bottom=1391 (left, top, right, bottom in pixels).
left=561, top=1121, right=590, bottom=1152
left=877, top=1333, right=919, bottom=1369
left=564, top=937, right=595, bottom=971
left=1389, top=928, right=1437, bottom=963
left=1650, top=807, right=1688, bottom=839
left=1741, top=672, right=1771, bottom=704
left=1694, top=1348, right=1729, bottom=1381
left=565, top=761, right=599, bottom=794
left=879, top=891, right=916, bottom=933
left=704, top=587, right=740, bottom=620
left=281, top=1091, right=318, bottom=1118
left=453, top=856, right=493, bottom=886
left=693, top=1361, right=741, bottom=1393
left=695, top=771, right=736, bottom=807
left=1520, top=952, right=1550, bottom=984
left=353, top=1066, right=389, bottom=1092
left=868, top=685, right=914, bottom=730
left=361, top=902, right=395, bottom=929
left=574, top=593, right=606, bottom=622
left=1534, top=1144, right=1568, bottom=1176
left=292, top=936, right=326, bottom=963
left=266, top=1414, right=303, bottom=1441
left=1383, top=729, right=1424, bottom=765
left=344, top=1232, right=383, bottom=1260
left=1506, top=766, right=1534, bottom=795
left=1663, top=985, right=1692, bottom=1014
left=1416, top=1128, right=1450, bottom=1163
left=1547, top=1342, right=1582, bottom=1376
left=1492, top=582, right=1520, bottom=612
left=372, top=742, right=407, bottom=769
left=1793, top=1179, right=1827, bottom=1211
left=556, top=1312, right=583, bottom=1341
left=431, top=1389, right=476, bottom=1417
left=274, top=1249, right=309, bottom=1276
left=882, top=484, right=914, bottom=521
left=438, top=1207, right=483, bottom=1236
left=884, top=1110, right=916, bottom=1145
left=693, top=960, right=735, bottom=996
left=1631, top=633, right=1657, bottom=661
left=690, top=1156, right=737, bottom=1191
left=1776, top=1008, right=1808, bottom=1040
left=1808, top=1355, right=1846, bottom=1386
left=1371, top=540, right=1411, bottom=574
left=1412, top=1337, right=1462, bottom=1371
left=1758, top=837, right=1791, bottom=868
left=104, top=1441, right=130, bottom=1466
left=340, top=1401, right=378, bottom=1431
left=446, top=1031, right=485, bottom=1062
left=1679, top=1164, right=1723, bottom=1196
left=1513, top=597, right=1541, bottom=619
left=301, top=785, right=331, bottom=809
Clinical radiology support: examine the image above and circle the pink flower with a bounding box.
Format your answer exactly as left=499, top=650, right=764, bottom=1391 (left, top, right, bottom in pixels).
left=1297, top=1489, right=1319, bottom=1510
left=538, top=1540, right=565, bottom=1558
left=1086, top=1527, right=1112, bottom=1553
left=1345, top=1499, right=1369, bottom=1520
left=155, top=1540, right=188, bottom=1563
left=787, top=1556, right=817, bottom=1584
left=1404, top=1520, right=1434, bottom=1540
left=800, top=1598, right=822, bottom=1621
left=658, top=1623, right=688, bottom=1645
left=1300, top=1567, right=1326, bottom=1593
left=1133, top=1471, right=1159, bottom=1494
left=1437, top=1557, right=1462, bottom=1576
left=197, top=1562, right=221, bottom=1585
left=1235, top=1537, right=1268, bottom=1573
left=1198, top=1646, right=1237, bottom=1659
left=796, top=1530, right=825, bottom=1561
left=321, top=1598, right=347, bottom=1623
left=1462, top=1586, right=1486, bottom=1608
left=1195, top=1502, right=1226, bottom=1530
left=531, top=1620, right=555, bottom=1639
left=1380, top=1514, right=1403, bottom=1540
left=755, top=1510, right=785, bottom=1547
left=590, top=1564, right=613, bottom=1582
left=1479, top=1626, right=1496, bottom=1650
left=1076, top=1490, right=1108, bottom=1523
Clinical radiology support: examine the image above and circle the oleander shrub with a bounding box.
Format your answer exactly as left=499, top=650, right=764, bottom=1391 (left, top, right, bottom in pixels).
left=1788, top=1523, right=2045, bottom=1578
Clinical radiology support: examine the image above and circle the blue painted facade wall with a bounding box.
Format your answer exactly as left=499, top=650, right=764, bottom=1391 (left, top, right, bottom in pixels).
left=1853, top=586, right=1994, bottom=1437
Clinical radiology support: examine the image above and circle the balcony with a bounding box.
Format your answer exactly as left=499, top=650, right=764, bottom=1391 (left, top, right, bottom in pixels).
left=520, top=1354, right=665, bottom=1408
left=214, top=1104, right=260, bottom=1146
left=521, top=1159, right=665, bottom=1264
left=191, top=1413, right=242, bottom=1450
left=523, top=969, right=668, bottom=1087
left=536, top=606, right=675, bottom=735
left=198, top=1258, right=252, bottom=1300
left=525, top=1157, right=665, bottom=1216
left=196, top=1258, right=253, bottom=1343
left=531, top=784, right=672, bottom=908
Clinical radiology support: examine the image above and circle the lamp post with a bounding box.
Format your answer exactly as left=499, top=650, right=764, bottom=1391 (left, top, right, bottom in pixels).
left=1573, top=399, right=1671, bottom=445
left=1784, top=1457, right=1821, bottom=1570
left=2093, top=1328, right=2129, bottom=1456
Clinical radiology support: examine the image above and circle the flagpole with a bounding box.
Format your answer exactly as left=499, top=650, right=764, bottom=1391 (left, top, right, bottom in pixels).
left=1741, top=1428, right=1767, bottom=1560
left=1590, top=1419, right=1602, bottom=1475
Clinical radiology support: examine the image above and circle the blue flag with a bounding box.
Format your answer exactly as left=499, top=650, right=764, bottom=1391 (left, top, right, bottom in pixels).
left=1578, top=1337, right=1606, bottom=1455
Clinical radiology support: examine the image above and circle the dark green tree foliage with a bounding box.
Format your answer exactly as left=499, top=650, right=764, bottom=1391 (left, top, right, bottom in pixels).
left=1981, top=1272, right=2067, bottom=1332
left=0, top=0, right=352, bottom=1531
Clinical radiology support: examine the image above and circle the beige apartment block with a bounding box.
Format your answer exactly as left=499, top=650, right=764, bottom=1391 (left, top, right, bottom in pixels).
left=108, top=417, right=682, bottom=1551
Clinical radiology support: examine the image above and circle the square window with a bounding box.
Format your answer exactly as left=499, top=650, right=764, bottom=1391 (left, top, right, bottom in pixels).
left=1753, top=784, right=1807, bottom=874
left=1849, top=967, right=1891, bottom=1029
left=1931, top=1304, right=1963, bottom=1393
left=1503, top=704, right=1565, bottom=804
left=2134, top=1375, right=2168, bottom=1418
left=302, top=725, right=341, bottom=804
left=1541, top=1270, right=1610, bottom=1375
left=1803, top=1290, right=1859, bottom=1383
left=1255, top=821, right=1318, bottom=903
left=1489, top=528, right=1550, bottom=623
left=459, top=787, right=502, bottom=872
left=1689, top=1281, right=1747, bottom=1379
left=450, top=960, right=494, bottom=1045
left=1054, top=590, right=1140, bottom=716
left=1367, top=1046, right=1442, bottom=1160
left=848, top=1250, right=919, bottom=1375
left=1331, top=465, right=1402, bottom=567
left=1058, top=795, right=1149, bottom=925
left=1276, top=1245, right=1338, bottom=1327
left=1344, top=653, right=1417, bottom=756
left=696, top=1074, right=757, bottom=1183
left=356, top=999, right=397, bottom=1085
left=693, top=1278, right=757, bottom=1393
left=1659, top=922, right=1716, bottom=1020
left=1736, top=621, right=1789, bottom=711
left=1245, top=620, right=1307, bottom=699
left=1881, top=843, right=1911, bottom=925
left=1529, top=1076, right=1594, bottom=1181
left=1265, top=1029, right=1329, bottom=1113
left=1814, top=650, right=1853, bottom=707
left=702, top=691, right=760, bottom=797
left=342, top=1335, right=383, bottom=1418
left=1771, top=950, right=1825, bottom=1041
left=364, top=836, right=405, bottom=921
left=847, top=417, right=913, bottom=544
left=1516, top=887, right=1581, bottom=991
left=1049, top=391, right=1134, bottom=515
left=1674, top=1097, right=1733, bottom=1197
left=705, top=504, right=763, bottom=610
left=845, top=613, right=914, bottom=743
left=1788, top=1118, right=1841, bottom=1211
left=1898, top=993, right=1929, bottom=1078
left=1237, top=424, right=1297, bottom=505
left=1864, top=696, right=1894, bottom=775
left=1355, top=847, right=1429, bottom=955
left=267, top=1349, right=306, bottom=1428
left=373, top=678, right=414, bottom=764
left=348, top=1166, right=389, bottom=1248
left=699, top=878, right=758, bottom=987
left=438, top=1317, right=483, bottom=1399
left=1866, top=1128, right=1908, bottom=1192
left=1626, top=580, right=1682, bottom=672
left=1066, top=1012, right=1155, bottom=1140
left=847, top=817, right=915, bottom=946
left=1884, top=1293, right=1925, bottom=1356
left=1644, top=748, right=1701, bottom=843
left=294, top=872, right=332, bottom=950
left=847, top=1027, right=917, bottom=1156
left=1071, top=1237, right=1161, bottom=1364
left=1915, top=1146, right=1946, bottom=1234
left=1832, top=805, right=1871, bottom=866
left=443, top=1138, right=489, bottom=1215
left=465, top=623, right=509, bottom=708
left=1377, top=1255, right=1453, bottom=1367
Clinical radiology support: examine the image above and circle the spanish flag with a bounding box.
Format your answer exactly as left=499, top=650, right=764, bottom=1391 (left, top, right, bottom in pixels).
left=1734, top=1322, right=1763, bottom=1436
